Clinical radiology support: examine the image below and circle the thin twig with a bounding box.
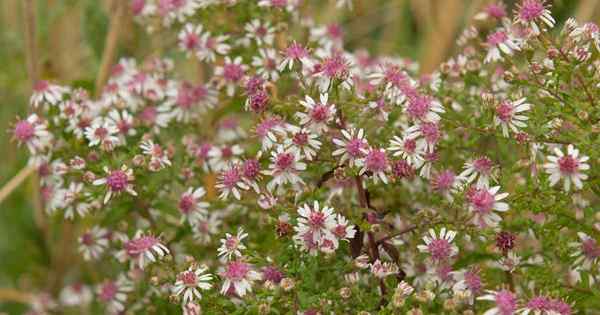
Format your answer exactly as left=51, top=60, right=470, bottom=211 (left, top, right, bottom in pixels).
left=23, top=0, right=39, bottom=86
left=95, top=0, right=125, bottom=96
left=0, top=165, right=36, bottom=205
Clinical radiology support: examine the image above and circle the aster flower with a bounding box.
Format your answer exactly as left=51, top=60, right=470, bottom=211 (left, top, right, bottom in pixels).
left=388, top=135, right=425, bottom=168
left=192, top=211, right=222, bottom=245
left=452, top=267, right=483, bottom=303
left=140, top=139, right=172, bottom=171
left=569, top=232, right=600, bottom=270
left=208, top=144, right=244, bottom=172
left=368, top=63, right=414, bottom=106
left=497, top=251, right=522, bottom=273
left=252, top=48, right=280, bottom=81
left=484, top=29, right=522, bottom=64
left=293, top=201, right=337, bottom=253
left=370, top=260, right=399, bottom=279
left=78, top=226, right=109, bottom=261
left=96, top=275, right=133, bottom=314
left=178, top=187, right=210, bottom=224
left=240, top=157, right=262, bottom=193
left=514, top=0, right=555, bottom=35
left=30, top=80, right=70, bottom=108
left=216, top=164, right=250, bottom=200
left=244, top=19, right=275, bottom=46
left=214, top=56, right=247, bottom=97
left=61, top=182, right=92, bottom=220
left=198, top=31, right=230, bottom=63
left=220, top=260, right=262, bottom=297
left=332, top=128, right=368, bottom=166
left=60, top=283, right=93, bottom=307
left=312, top=53, right=353, bottom=92
left=404, top=94, right=445, bottom=122
left=159, top=0, right=201, bottom=26
left=430, top=169, right=463, bottom=199
left=217, top=228, right=248, bottom=260
left=178, top=23, right=203, bottom=56
left=84, top=118, right=120, bottom=150
left=474, top=2, right=507, bottom=21
left=172, top=265, right=213, bottom=304
left=279, top=41, right=310, bottom=71
left=460, top=156, right=496, bottom=188
left=284, top=126, right=322, bottom=161
left=160, top=81, right=217, bottom=123
left=357, top=148, right=390, bottom=184
left=543, top=145, right=589, bottom=191
left=296, top=93, right=336, bottom=134
left=121, top=231, right=170, bottom=269
left=467, top=186, right=510, bottom=228
left=264, top=145, right=306, bottom=192
left=417, top=228, right=459, bottom=263
left=404, top=121, right=442, bottom=153
left=11, top=114, right=53, bottom=154
left=478, top=289, right=518, bottom=315
left=93, top=165, right=137, bottom=204
left=494, top=98, right=531, bottom=137
left=107, top=109, right=136, bottom=139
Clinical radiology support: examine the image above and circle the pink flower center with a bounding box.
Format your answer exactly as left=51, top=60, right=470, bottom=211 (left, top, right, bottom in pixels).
left=184, top=33, right=200, bottom=50
left=99, top=281, right=117, bottom=302
left=139, top=106, right=158, bottom=124
left=519, top=0, right=545, bottom=22
left=308, top=212, right=326, bottom=228
left=221, top=146, right=233, bottom=159
left=365, top=150, right=388, bottom=172
left=496, top=101, right=514, bottom=122
left=14, top=120, right=35, bottom=142
left=464, top=269, right=482, bottom=293
left=432, top=170, right=455, bottom=191
left=310, top=104, right=330, bottom=122
left=249, top=90, right=269, bottom=113
left=407, top=95, right=431, bottom=120
left=495, top=290, right=517, bottom=315
left=558, top=155, right=579, bottom=174
left=321, top=55, right=347, bottom=78
left=225, top=237, right=239, bottom=250
left=81, top=232, right=95, bottom=246
left=33, top=80, right=49, bottom=92
left=420, top=122, right=441, bottom=144
left=285, top=43, right=307, bottom=59
left=487, top=31, right=508, bottom=46
left=403, top=138, right=417, bottom=153
left=178, top=194, right=195, bottom=214
left=527, top=296, right=551, bottom=311
left=131, top=0, right=146, bottom=15
left=293, top=132, right=309, bottom=146
left=221, top=168, right=241, bottom=188
left=124, top=236, right=158, bottom=256
left=94, top=126, right=108, bottom=139
left=469, top=189, right=495, bottom=213
left=473, top=157, right=493, bottom=174
left=223, top=63, right=244, bottom=82
left=242, top=159, right=260, bottom=179
left=581, top=239, right=600, bottom=259
left=486, top=4, right=506, bottom=19
left=225, top=261, right=250, bottom=280
left=427, top=239, right=452, bottom=261
left=275, top=152, right=294, bottom=170
left=106, top=170, right=129, bottom=192
left=178, top=271, right=197, bottom=286
left=346, top=138, right=365, bottom=158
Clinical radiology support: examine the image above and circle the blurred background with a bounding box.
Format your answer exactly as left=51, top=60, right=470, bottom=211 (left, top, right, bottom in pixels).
left=1, top=0, right=599, bottom=312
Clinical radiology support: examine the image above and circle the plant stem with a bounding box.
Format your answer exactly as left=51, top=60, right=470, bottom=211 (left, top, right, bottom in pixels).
left=95, top=0, right=125, bottom=96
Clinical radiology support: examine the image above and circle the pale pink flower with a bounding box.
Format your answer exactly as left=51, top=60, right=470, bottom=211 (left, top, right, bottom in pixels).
left=30, top=80, right=69, bottom=108
left=493, top=98, right=530, bottom=137
left=515, top=0, right=555, bottom=35
left=417, top=228, right=458, bottom=263
left=543, top=145, right=589, bottom=191
left=217, top=228, right=248, bottom=260
left=178, top=187, right=209, bottom=224
left=467, top=186, right=509, bottom=228
left=172, top=265, right=213, bottom=304
left=332, top=128, right=368, bottom=167
left=121, top=231, right=170, bottom=269
left=264, top=145, right=306, bottom=191
left=93, top=165, right=137, bottom=204
left=244, top=19, right=275, bottom=46
left=96, top=275, right=133, bottom=314
left=478, top=289, right=518, bottom=315
left=296, top=93, right=336, bottom=134
left=220, top=260, right=262, bottom=297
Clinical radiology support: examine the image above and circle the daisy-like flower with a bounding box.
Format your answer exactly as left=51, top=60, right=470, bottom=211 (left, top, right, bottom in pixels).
left=284, top=126, right=322, bottom=161
left=417, top=228, right=458, bottom=263
left=122, top=231, right=170, bottom=269
left=192, top=211, right=222, bottom=244
left=93, top=165, right=137, bottom=204
left=255, top=117, right=287, bottom=151
left=217, top=228, right=248, bottom=260
left=514, top=0, right=555, bottom=35
left=30, top=80, right=69, bottom=108
left=388, top=135, right=425, bottom=168
left=215, top=56, right=247, bottom=97
left=107, top=109, right=136, bottom=139
left=244, top=19, right=275, bottom=46
left=452, top=267, right=483, bottom=302
left=97, top=275, right=133, bottom=314
left=178, top=23, right=203, bottom=57
left=216, top=164, right=250, bottom=200
left=241, top=157, right=262, bottom=193
left=474, top=2, right=507, bottom=21
left=313, top=53, right=353, bottom=92
left=296, top=93, right=336, bottom=134
left=140, top=139, right=172, bottom=171
left=178, top=187, right=210, bottom=224
left=484, top=29, right=522, bottom=64
left=60, top=283, right=93, bottom=307
left=78, top=226, right=109, bottom=261
left=172, top=265, right=213, bottom=304
left=331, top=214, right=356, bottom=240
left=497, top=251, right=522, bottom=272
left=279, top=41, right=310, bottom=71
left=478, top=289, right=518, bottom=315
left=62, top=182, right=92, bottom=220
left=294, top=201, right=337, bottom=246
left=494, top=98, right=531, bottom=137
left=332, top=128, right=368, bottom=166
left=252, top=48, right=280, bottom=81
left=467, top=186, right=510, bottom=228
left=431, top=169, right=463, bottom=199
left=198, top=31, right=230, bottom=63
left=404, top=94, right=445, bottom=122
left=569, top=232, right=600, bottom=270
left=370, top=260, right=399, bottom=279
left=368, top=63, right=414, bottom=106
left=543, top=144, right=589, bottom=191
left=220, top=260, right=262, bottom=297
left=460, top=156, right=495, bottom=188
left=518, top=295, right=551, bottom=315
left=264, top=145, right=306, bottom=192
left=161, top=81, right=217, bottom=123
left=358, top=148, right=390, bottom=184
left=84, top=118, right=120, bottom=150
left=159, top=0, right=200, bottom=26
left=208, top=144, right=244, bottom=172
left=404, top=121, right=442, bottom=153
left=11, top=114, right=53, bottom=154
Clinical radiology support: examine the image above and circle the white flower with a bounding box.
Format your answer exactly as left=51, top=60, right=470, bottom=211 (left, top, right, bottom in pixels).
left=30, top=80, right=70, bottom=108
left=217, top=228, right=248, bottom=261
left=96, top=275, right=133, bottom=314
left=568, top=232, right=600, bottom=270
left=178, top=187, right=210, bottom=225
left=121, top=231, right=170, bottom=269
left=484, top=29, right=522, bottom=64
left=220, top=260, right=262, bottom=297
left=493, top=98, right=531, bottom=137
left=467, top=186, right=509, bottom=228
left=252, top=48, right=280, bottom=81
left=388, top=135, right=425, bottom=168
left=244, top=19, right=275, bottom=46
left=417, top=228, right=458, bottom=262
left=543, top=144, right=589, bottom=191
left=84, top=118, right=119, bottom=150
left=284, top=126, right=322, bottom=161
left=78, top=226, right=109, bottom=261
left=93, top=165, right=137, bottom=204
left=263, top=145, right=306, bottom=192
left=172, top=265, right=213, bottom=304
left=459, top=156, right=495, bottom=188
left=332, top=128, right=368, bottom=166
left=296, top=93, right=336, bottom=134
